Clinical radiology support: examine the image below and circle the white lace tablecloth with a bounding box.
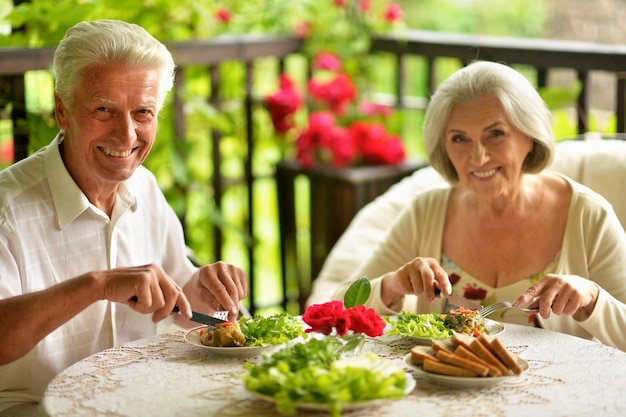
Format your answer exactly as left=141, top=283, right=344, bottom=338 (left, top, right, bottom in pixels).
left=42, top=324, right=626, bottom=417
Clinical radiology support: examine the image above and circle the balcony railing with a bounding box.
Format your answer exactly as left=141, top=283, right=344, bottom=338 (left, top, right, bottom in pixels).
left=2, top=30, right=626, bottom=314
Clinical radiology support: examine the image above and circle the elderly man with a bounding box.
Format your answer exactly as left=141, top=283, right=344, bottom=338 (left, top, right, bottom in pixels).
left=0, top=20, right=248, bottom=415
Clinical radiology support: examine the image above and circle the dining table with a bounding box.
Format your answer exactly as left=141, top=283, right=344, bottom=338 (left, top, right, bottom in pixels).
left=41, top=322, right=626, bottom=417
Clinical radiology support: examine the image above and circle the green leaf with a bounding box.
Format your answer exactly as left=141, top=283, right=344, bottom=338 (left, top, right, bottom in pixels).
left=343, top=277, right=371, bottom=308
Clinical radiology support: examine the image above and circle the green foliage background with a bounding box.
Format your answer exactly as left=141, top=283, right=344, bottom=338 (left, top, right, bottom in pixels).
left=2, top=0, right=604, bottom=313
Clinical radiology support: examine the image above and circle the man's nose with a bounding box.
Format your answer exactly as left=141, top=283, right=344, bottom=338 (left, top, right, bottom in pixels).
left=115, top=114, right=138, bottom=143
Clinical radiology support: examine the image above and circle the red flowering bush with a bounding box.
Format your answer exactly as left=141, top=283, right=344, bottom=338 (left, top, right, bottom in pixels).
left=264, top=52, right=406, bottom=168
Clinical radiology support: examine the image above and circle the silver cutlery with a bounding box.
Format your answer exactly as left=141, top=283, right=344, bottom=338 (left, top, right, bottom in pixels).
left=479, top=301, right=538, bottom=317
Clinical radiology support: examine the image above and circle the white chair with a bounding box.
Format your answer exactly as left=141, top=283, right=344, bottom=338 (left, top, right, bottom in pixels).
left=306, top=138, right=626, bottom=306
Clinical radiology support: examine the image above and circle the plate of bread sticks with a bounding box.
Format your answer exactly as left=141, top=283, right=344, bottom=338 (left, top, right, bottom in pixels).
left=404, top=332, right=528, bottom=388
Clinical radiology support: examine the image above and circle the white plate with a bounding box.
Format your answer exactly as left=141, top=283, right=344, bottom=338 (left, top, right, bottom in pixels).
left=397, top=318, right=505, bottom=346
left=184, top=326, right=282, bottom=358
left=247, top=373, right=415, bottom=411
left=403, top=353, right=528, bottom=388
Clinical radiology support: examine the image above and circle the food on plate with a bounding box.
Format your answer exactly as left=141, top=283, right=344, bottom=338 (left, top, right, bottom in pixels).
left=454, top=344, right=503, bottom=377
left=199, top=312, right=307, bottom=348
left=410, top=345, right=438, bottom=364
left=200, top=322, right=245, bottom=347
left=434, top=348, right=490, bottom=376
left=385, top=308, right=487, bottom=339
left=479, top=333, right=524, bottom=375
left=409, top=334, right=524, bottom=378
left=423, top=358, right=480, bottom=377
left=385, top=312, right=453, bottom=339
left=243, top=337, right=409, bottom=417
left=443, top=307, right=485, bottom=335
left=431, top=339, right=456, bottom=353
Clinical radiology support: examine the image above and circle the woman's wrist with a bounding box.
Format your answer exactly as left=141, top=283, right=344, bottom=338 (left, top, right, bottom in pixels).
left=381, top=274, right=404, bottom=309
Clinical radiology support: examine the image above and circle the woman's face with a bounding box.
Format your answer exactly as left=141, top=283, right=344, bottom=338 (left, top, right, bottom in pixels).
left=444, top=95, right=533, bottom=198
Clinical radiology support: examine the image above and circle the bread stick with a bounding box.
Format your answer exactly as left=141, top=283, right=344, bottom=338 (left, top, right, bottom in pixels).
left=411, top=346, right=438, bottom=365
left=469, top=339, right=511, bottom=375
left=431, top=339, right=457, bottom=353
left=479, top=334, right=523, bottom=375
left=423, top=358, right=480, bottom=377
left=435, top=349, right=490, bottom=376
left=454, top=345, right=503, bottom=377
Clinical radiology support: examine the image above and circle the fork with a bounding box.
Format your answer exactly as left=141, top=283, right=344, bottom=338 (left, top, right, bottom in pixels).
left=479, top=301, right=538, bottom=317
left=213, top=310, right=229, bottom=321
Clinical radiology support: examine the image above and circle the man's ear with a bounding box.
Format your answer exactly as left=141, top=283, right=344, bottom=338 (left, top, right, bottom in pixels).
left=54, top=93, right=68, bottom=130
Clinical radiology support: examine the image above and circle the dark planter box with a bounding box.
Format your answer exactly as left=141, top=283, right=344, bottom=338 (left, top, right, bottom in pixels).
left=275, top=159, right=425, bottom=313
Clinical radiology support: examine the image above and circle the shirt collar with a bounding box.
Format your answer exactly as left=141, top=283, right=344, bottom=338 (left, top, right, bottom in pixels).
left=44, top=133, right=138, bottom=229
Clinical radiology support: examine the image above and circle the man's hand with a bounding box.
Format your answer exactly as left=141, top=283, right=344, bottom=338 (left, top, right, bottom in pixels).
left=101, top=264, right=191, bottom=322
left=185, top=261, right=248, bottom=321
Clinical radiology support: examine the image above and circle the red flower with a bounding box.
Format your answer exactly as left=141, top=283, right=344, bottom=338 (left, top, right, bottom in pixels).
left=350, top=121, right=405, bottom=165
left=307, top=73, right=357, bottom=115
left=313, top=52, right=342, bottom=72
left=333, top=0, right=347, bottom=7
left=357, top=100, right=392, bottom=117
left=345, top=305, right=386, bottom=337
left=383, top=3, right=403, bottom=23
left=302, top=301, right=385, bottom=337
left=264, top=75, right=303, bottom=134
left=358, top=0, right=372, bottom=12
left=294, top=21, right=312, bottom=39
left=302, top=300, right=348, bottom=335
left=296, top=112, right=357, bottom=167
left=215, top=7, right=231, bottom=24
left=0, top=140, right=13, bottom=164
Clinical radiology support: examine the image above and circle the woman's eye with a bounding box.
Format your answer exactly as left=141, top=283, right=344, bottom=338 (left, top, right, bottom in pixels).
left=489, top=130, right=505, bottom=138
left=451, top=135, right=466, bottom=143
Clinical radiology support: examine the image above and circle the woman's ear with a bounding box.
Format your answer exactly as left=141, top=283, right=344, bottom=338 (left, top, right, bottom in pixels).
left=54, top=93, right=68, bottom=130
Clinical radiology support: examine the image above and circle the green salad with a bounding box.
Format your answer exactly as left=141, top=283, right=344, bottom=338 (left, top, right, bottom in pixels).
left=242, top=337, right=407, bottom=417
left=238, top=312, right=307, bottom=346
left=384, top=312, right=454, bottom=339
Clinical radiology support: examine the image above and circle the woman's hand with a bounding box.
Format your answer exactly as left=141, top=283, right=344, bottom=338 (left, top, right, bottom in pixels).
left=513, top=274, right=600, bottom=320
left=381, top=257, right=452, bottom=308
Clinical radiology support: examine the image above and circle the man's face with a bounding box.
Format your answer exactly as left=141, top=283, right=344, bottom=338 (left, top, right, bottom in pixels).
left=55, top=64, right=161, bottom=196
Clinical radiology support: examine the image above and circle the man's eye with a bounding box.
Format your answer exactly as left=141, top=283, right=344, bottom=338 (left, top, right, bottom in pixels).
left=96, top=107, right=109, bottom=112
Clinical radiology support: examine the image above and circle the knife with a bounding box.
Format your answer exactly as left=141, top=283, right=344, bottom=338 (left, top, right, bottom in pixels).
left=172, top=305, right=228, bottom=326
left=445, top=294, right=483, bottom=310
left=433, top=289, right=483, bottom=310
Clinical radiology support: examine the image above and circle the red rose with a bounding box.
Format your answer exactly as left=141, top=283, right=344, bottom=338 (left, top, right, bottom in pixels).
left=307, top=73, right=356, bottom=115
left=383, top=3, right=403, bottom=23
left=302, top=300, right=347, bottom=335
left=313, top=52, right=342, bottom=72
left=264, top=75, right=303, bottom=134
left=345, top=305, right=386, bottom=337
left=293, top=21, right=311, bottom=39
left=215, top=7, right=232, bottom=24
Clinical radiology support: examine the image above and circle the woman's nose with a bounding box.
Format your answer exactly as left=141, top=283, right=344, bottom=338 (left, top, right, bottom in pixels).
left=470, top=143, right=488, bottom=166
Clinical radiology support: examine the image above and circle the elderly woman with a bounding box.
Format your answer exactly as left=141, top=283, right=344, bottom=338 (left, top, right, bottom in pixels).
left=330, top=61, right=626, bottom=351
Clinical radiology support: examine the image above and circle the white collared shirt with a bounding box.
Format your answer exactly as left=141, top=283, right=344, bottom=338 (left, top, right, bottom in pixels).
left=0, top=133, right=198, bottom=409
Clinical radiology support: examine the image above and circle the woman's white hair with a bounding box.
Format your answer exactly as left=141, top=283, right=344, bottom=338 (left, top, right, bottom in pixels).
left=53, top=20, right=175, bottom=111
left=423, top=61, right=555, bottom=183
